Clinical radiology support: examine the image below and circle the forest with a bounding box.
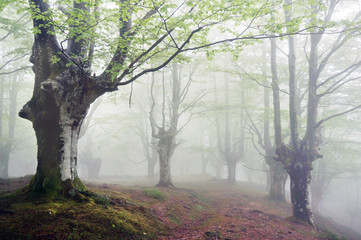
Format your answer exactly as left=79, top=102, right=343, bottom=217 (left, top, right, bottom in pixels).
left=0, top=0, right=361, bottom=239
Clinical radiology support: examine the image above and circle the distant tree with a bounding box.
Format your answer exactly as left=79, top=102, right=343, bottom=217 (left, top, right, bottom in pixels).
left=150, top=62, right=200, bottom=187
left=142, top=116, right=158, bottom=179
left=77, top=98, right=102, bottom=179
left=0, top=74, right=21, bottom=178
left=212, top=70, right=245, bottom=184
left=239, top=44, right=288, bottom=201
left=0, top=6, right=31, bottom=178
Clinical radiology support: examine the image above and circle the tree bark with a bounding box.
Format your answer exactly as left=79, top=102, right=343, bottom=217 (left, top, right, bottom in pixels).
left=227, top=161, right=237, bottom=184
left=0, top=145, right=10, bottom=179
left=18, top=0, right=115, bottom=198
left=262, top=43, right=287, bottom=201
left=266, top=155, right=287, bottom=201
left=23, top=75, right=89, bottom=197
left=19, top=59, right=101, bottom=198
left=156, top=131, right=175, bottom=187
left=147, top=144, right=158, bottom=179
left=288, top=151, right=314, bottom=226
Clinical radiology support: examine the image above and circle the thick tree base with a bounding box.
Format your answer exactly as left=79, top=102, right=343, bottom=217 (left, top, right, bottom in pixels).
left=21, top=174, right=90, bottom=202
left=156, top=180, right=174, bottom=188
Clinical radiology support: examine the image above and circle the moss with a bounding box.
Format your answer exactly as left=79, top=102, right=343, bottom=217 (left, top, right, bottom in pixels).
left=42, top=176, right=62, bottom=197
left=73, top=177, right=87, bottom=192
left=92, top=194, right=110, bottom=206
left=0, top=194, right=163, bottom=240
left=143, top=188, right=166, bottom=201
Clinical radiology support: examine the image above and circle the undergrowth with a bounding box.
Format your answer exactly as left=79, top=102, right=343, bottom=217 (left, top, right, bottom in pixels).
left=143, top=188, right=166, bottom=201
left=0, top=189, right=163, bottom=240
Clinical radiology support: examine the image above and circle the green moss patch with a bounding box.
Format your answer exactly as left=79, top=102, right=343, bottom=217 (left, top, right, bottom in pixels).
left=0, top=191, right=164, bottom=240
left=143, top=188, right=166, bottom=201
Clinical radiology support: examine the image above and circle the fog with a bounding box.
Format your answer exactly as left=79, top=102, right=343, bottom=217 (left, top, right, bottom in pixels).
left=2, top=0, right=361, bottom=237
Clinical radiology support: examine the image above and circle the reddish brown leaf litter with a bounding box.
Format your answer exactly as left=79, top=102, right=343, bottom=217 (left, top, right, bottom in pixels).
left=1, top=177, right=359, bottom=240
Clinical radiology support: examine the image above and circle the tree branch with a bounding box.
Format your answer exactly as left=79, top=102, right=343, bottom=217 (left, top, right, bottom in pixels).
left=315, top=104, right=361, bottom=129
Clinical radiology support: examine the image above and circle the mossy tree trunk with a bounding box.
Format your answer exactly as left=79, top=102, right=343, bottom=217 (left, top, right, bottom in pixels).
left=19, top=0, right=120, bottom=198
left=20, top=64, right=101, bottom=197
left=287, top=144, right=315, bottom=226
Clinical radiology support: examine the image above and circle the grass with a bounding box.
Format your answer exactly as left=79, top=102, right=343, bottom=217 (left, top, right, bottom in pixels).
left=318, top=228, right=347, bottom=240
left=143, top=188, right=166, bottom=201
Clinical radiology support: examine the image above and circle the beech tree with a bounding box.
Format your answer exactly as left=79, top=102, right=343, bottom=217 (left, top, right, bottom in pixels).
left=2, top=0, right=317, bottom=198
left=7, top=0, right=252, bottom=197
left=150, top=62, right=200, bottom=187
left=274, top=0, right=361, bottom=227
left=211, top=68, right=246, bottom=184
left=238, top=45, right=288, bottom=201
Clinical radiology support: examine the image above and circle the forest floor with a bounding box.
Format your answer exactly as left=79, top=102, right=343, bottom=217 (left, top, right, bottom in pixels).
left=0, top=175, right=360, bottom=240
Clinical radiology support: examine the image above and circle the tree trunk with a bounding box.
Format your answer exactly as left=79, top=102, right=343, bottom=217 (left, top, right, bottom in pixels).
left=157, top=145, right=173, bottom=187
left=227, top=161, right=236, bottom=184
left=288, top=155, right=314, bottom=227
left=310, top=160, right=327, bottom=213
left=201, top=154, right=209, bottom=175
left=0, top=145, right=10, bottom=178
left=0, top=82, right=5, bottom=179
left=266, top=156, right=287, bottom=201
left=148, top=147, right=157, bottom=179
left=27, top=93, right=87, bottom=197
left=19, top=64, right=99, bottom=198
left=156, top=131, right=174, bottom=187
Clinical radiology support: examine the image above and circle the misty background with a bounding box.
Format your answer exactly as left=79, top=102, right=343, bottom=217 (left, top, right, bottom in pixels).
left=1, top=0, right=361, bottom=235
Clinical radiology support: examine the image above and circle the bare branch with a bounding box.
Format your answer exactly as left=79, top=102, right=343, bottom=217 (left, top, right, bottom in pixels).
left=248, top=128, right=266, bottom=158
left=315, top=104, right=361, bottom=129
left=318, top=76, right=361, bottom=98
left=317, top=60, right=361, bottom=89
left=117, top=26, right=203, bottom=86
left=0, top=53, right=30, bottom=71
left=0, top=66, right=32, bottom=75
